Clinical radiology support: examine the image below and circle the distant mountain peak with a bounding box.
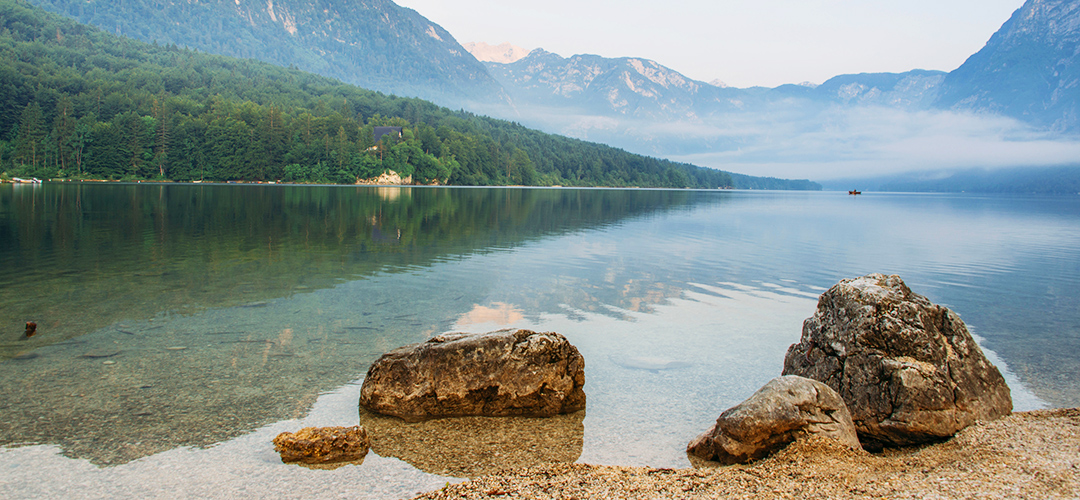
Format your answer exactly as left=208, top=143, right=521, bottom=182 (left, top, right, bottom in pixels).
left=485, top=49, right=719, bottom=122
left=936, top=0, right=1080, bottom=130
left=464, top=41, right=530, bottom=64
left=708, top=79, right=729, bottom=88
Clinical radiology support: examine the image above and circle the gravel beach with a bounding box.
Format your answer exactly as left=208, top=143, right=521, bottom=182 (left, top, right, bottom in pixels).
left=415, top=408, right=1080, bottom=499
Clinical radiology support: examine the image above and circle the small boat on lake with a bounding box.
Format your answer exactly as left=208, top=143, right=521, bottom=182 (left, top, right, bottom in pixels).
left=12, top=177, right=42, bottom=184
left=849, top=190, right=862, bottom=195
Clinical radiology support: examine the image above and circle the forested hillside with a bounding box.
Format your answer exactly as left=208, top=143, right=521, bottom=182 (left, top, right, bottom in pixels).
left=0, top=0, right=736, bottom=188
left=26, top=0, right=504, bottom=106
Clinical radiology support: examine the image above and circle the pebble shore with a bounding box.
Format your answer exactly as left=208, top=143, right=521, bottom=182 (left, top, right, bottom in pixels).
left=415, top=408, right=1079, bottom=499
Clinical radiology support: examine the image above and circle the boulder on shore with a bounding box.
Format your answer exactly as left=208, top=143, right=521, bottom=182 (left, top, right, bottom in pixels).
left=359, top=329, right=586, bottom=422
left=272, top=425, right=370, bottom=465
left=782, top=273, right=1012, bottom=448
left=687, top=375, right=860, bottom=464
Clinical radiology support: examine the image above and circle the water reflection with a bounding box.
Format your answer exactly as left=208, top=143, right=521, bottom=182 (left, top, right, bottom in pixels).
left=450, top=191, right=1079, bottom=409
left=0, top=183, right=710, bottom=358
left=456, top=302, right=525, bottom=327
left=0, top=186, right=1075, bottom=499
left=358, top=408, right=584, bottom=478
left=0, top=183, right=715, bottom=466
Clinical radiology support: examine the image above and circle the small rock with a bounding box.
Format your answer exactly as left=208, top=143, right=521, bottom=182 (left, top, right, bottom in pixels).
left=687, top=375, right=860, bottom=464
left=360, top=329, right=586, bottom=422
left=782, top=273, right=1012, bottom=448
left=272, top=426, right=370, bottom=465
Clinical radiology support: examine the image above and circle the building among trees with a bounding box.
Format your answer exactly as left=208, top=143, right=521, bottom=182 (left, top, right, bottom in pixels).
left=373, top=127, right=403, bottom=144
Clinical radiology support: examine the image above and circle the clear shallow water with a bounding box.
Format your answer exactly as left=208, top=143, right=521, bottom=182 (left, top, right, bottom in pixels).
left=1, top=184, right=1077, bottom=498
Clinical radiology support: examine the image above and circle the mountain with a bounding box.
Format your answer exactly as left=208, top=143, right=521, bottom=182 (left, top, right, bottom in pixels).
left=811, top=70, right=947, bottom=109
left=484, top=49, right=756, bottom=121
left=480, top=0, right=1078, bottom=135
left=936, top=0, right=1080, bottom=131
left=24, top=0, right=504, bottom=107
left=32, top=0, right=1078, bottom=183
left=0, top=0, right=779, bottom=190
left=484, top=0, right=1079, bottom=139
left=478, top=47, right=953, bottom=159
left=476, top=0, right=1080, bottom=179
left=464, top=42, right=530, bottom=64
left=489, top=47, right=951, bottom=118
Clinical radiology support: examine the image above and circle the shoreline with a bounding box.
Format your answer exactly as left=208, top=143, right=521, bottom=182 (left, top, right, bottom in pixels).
left=415, top=408, right=1080, bottom=499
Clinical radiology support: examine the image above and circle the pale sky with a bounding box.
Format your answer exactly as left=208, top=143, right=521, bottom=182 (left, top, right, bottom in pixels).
left=393, top=0, right=1025, bottom=88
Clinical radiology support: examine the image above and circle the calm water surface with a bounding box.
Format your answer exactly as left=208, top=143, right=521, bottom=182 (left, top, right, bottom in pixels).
left=1, top=183, right=1077, bottom=498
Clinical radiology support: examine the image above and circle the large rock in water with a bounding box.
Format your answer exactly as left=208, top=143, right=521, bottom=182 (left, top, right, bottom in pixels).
left=359, top=329, right=586, bottom=422
left=686, top=375, right=860, bottom=464
left=782, top=274, right=1012, bottom=448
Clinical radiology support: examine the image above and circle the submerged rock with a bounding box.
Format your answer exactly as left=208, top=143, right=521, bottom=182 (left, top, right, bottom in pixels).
left=272, top=425, right=370, bottom=465
left=608, top=354, right=691, bottom=372
left=782, top=273, right=1012, bottom=448
left=687, top=375, right=860, bottom=464
left=358, top=406, right=584, bottom=478
left=359, top=329, right=586, bottom=422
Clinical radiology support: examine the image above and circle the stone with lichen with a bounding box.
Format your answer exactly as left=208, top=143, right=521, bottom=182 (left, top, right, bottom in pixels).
left=782, top=273, right=1012, bottom=449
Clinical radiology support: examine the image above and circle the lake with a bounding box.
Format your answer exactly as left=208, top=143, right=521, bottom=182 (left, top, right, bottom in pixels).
left=1, top=183, right=1077, bottom=498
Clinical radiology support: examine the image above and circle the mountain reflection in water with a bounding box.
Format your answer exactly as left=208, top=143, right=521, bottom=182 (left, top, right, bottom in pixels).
left=0, top=183, right=708, bottom=465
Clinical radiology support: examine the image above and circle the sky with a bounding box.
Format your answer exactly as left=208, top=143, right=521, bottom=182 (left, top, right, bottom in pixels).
left=394, top=0, right=1025, bottom=88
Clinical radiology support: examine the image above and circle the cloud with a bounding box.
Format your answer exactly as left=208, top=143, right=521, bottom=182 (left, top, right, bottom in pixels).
left=674, top=107, right=1080, bottom=180
left=481, top=99, right=1080, bottom=181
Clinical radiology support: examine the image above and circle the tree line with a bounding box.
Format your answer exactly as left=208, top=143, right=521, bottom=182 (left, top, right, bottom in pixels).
left=0, top=0, right=735, bottom=188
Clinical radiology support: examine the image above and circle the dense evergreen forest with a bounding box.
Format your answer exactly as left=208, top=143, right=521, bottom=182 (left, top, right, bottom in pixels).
left=0, top=0, right=739, bottom=188
left=25, top=0, right=503, bottom=105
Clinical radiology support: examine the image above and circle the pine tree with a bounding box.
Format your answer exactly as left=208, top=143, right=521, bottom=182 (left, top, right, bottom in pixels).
left=151, top=95, right=169, bottom=177
left=52, top=95, right=75, bottom=173
left=15, top=102, right=45, bottom=170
